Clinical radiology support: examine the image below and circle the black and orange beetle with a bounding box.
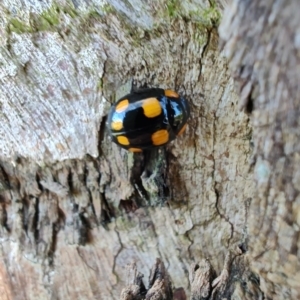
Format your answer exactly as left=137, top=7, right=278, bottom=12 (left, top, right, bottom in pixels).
left=107, top=88, right=190, bottom=152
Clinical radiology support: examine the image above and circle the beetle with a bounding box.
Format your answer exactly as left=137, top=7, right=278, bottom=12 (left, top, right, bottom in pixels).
left=107, top=88, right=190, bottom=152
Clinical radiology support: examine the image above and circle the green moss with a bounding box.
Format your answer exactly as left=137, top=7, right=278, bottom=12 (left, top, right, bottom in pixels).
left=9, top=18, right=33, bottom=34
left=87, top=9, right=101, bottom=19
left=8, top=4, right=61, bottom=33
left=201, top=0, right=221, bottom=27
left=163, top=0, right=221, bottom=27
left=191, top=0, right=221, bottom=29
left=101, top=3, right=114, bottom=14
left=7, top=2, right=100, bottom=34
left=97, top=78, right=104, bottom=91
left=41, top=5, right=60, bottom=26
left=192, top=29, right=209, bottom=46
left=7, top=0, right=221, bottom=37
left=30, top=16, right=52, bottom=31
left=63, top=6, right=78, bottom=18
left=166, top=0, right=181, bottom=18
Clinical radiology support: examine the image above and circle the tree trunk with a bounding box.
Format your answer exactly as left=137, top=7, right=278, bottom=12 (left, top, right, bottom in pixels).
left=0, top=0, right=297, bottom=299
left=220, top=0, right=300, bottom=299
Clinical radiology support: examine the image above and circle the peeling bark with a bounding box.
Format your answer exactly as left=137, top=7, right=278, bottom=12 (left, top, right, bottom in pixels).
left=120, top=259, right=173, bottom=300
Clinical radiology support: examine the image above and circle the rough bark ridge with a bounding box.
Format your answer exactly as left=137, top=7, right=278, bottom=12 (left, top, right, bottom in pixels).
left=220, top=0, right=300, bottom=298
left=120, top=249, right=264, bottom=300
left=0, top=1, right=257, bottom=299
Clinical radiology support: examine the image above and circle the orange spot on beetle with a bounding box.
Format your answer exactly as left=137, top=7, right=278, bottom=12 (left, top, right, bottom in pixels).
left=111, top=120, right=123, bottom=131
left=129, top=147, right=143, bottom=153
left=142, top=98, right=162, bottom=118
left=116, top=99, right=129, bottom=113
left=117, top=136, right=130, bottom=145
left=164, top=89, right=179, bottom=98
left=177, top=123, right=187, bottom=136
left=152, top=130, right=169, bottom=146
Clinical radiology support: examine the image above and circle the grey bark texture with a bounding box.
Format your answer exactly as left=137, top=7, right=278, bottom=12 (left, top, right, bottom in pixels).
left=0, top=0, right=296, bottom=299
left=220, top=0, right=300, bottom=299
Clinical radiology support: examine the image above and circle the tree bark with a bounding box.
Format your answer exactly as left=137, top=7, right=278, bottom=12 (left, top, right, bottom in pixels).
left=0, top=0, right=297, bottom=299
left=220, top=0, right=300, bottom=298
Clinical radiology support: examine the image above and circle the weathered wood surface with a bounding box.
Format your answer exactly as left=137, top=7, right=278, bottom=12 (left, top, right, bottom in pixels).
left=220, top=0, right=300, bottom=298
left=2, top=0, right=296, bottom=299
